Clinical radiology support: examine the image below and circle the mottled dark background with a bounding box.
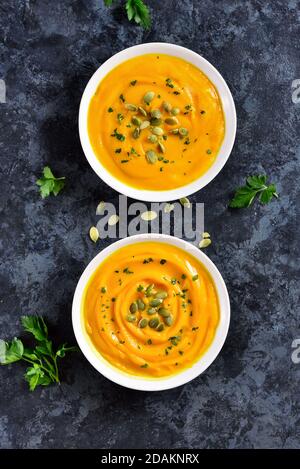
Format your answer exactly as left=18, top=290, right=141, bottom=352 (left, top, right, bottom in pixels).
left=0, top=0, right=299, bottom=449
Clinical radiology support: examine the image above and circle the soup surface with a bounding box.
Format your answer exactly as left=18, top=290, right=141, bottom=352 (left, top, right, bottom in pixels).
left=83, top=242, right=220, bottom=378
left=88, top=54, right=225, bottom=191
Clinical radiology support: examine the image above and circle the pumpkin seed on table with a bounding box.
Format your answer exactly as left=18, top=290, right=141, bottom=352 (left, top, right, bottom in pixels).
left=126, top=314, right=136, bottom=323
left=156, top=323, right=165, bottom=332
left=144, top=91, right=155, bottom=105
left=131, top=116, right=141, bottom=126
left=164, top=315, right=173, bottom=326
left=180, top=197, right=191, bottom=208
left=140, top=120, right=150, bottom=130
left=137, top=298, right=145, bottom=310
left=199, top=238, right=211, bottom=249
left=147, top=307, right=157, bottom=315
left=89, top=226, right=99, bottom=243
left=149, top=298, right=163, bottom=307
left=130, top=302, right=138, bottom=314
left=108, top=214, right=119, bottom=226
left=158, top=308, right=170, bottom=318
left=96, top=201, right=105, bottom=215
left=138, top=106, right=148, bottom=116
left=162, top=101, right=172, bottom=112
left=165, top=117, right=179, bottom=125
left=125, top=103, right=137, bottom=111
left=148, top=134, right=158, bottom=143
left=152, top=127, right=164, bottom=136
left=202, top=232, right=211, bottom=239
left=155, top=291, right=168, bottom=299
left=139, top=318, right=148, bottom=328
left=149, top=317, right=159, bottom=328
left=145, top=150, right=158, bottom=164
left=141, top=210, right=157, bottom=221
left=164, top=203, right=174, bottom=213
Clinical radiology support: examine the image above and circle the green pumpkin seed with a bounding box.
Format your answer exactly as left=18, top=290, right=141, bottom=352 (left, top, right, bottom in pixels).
left=133, top=128, right=140, bottom=139
left=158, top=308, right=170, bottom=318
left=148, top=134, right=158, bottom=143
left=158, top=141, right=165, bottom=153
left=145, top=283, right=154, bottom=296
left=146, top=150, right=158, bottom=164
left=125, top=103, right=138, bottom=111
left=179, top=127, right=189, bottom=136
left=138, top=106, right=148, bottom=116
left=150, top=298, right=163, bottom=307
left=147, top=307, right=157, bottom=315
left=164, top=315, right=173, bottom=326
left=180, top=197, right=191, bottom=208
left=150, top=117, right=162, bottom=126
left=149, top=317, right=159, bottom=328
left=155, top=291, right=168, bottom=299
left=165, top=117, right=179, bottom=125
left=199, top=238, right=211, bottom=249
left=140, top=120, right=150, bottom=130
left=130, top=302, right=138, bottom=314
left=163, top=101, right=172, bottom=112
left=131, top=116, right=141, bottom=126
left=151, top=109, right=162, bottom=119
left=137, top=298, right=145, bottom=311
left=156, top=323, right=165, bottom=332
left=170, top=128, right=179, bottom=135
left=126, top=314, right=136, bottom=323
left=152, top=127, right=164, bottom=136
left=139, top=318, right=148, bottom=328
left=144, top=91, right=155, bottom=105
left=171, top=107, right=180, bottom=116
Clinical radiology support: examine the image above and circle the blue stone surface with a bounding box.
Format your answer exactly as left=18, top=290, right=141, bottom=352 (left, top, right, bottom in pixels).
left=0, top=0, right=299, bottom=449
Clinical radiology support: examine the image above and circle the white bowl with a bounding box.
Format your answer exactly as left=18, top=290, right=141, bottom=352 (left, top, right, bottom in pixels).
left=72, top=234, right=230, bottom=391
left=79, top=42, right=236, bottom=202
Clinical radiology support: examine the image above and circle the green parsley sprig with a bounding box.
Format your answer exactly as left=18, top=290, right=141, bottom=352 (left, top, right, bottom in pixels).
left=104, top=0, right=151, bottom=30
left=36, top=166, right=66, bottom=198
left=0, top=316, right=78, bottom=391
left=229, top=175, right=278, bottom=208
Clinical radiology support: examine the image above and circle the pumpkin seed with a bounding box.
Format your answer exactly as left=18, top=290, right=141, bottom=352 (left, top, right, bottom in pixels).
left=156, top=323, right=165, bottom=332
left=141, top=210, right=157, bottom=221
left=126, top=314, right=136, bottom=323
left=152, top=126, right=164, bottom=136
left=130, top=302, right=138, bottom=314
left=96, top=201, right=105, bottom=215
left=125, top=103, right=137, bottom=111
left=158, top=308, right=170, bottom=318
left=165, top=117, right=179, bottom=125
left=89, top=226, right=99, bottom=243
left=145, top=150, right=158, bottom=164
left=151, top=109, right=162, bottom=119
left=171, top=107, right=180, bottom=116
left=131, top=116, right=141, bottom=126
left=150, top=117, right=162, bottom=126
left=158, top=141, right=165, bottom=153
left=155, top=291, right=168, bottom=299
left=139, top=318, right=148, bottom=328
left=180, top=197, right=191, bottom=208
left=170, top=128, right=179, bottom=135
left=164, top=315, right=173, bottom=326
left=145, top=283, right=154, bottom=296
left=147, top=307, right=157, bottom=315
left=164, top=203, right=174, bottom=213
left=133, top=128, right=140, bottom=139
left=144, top=91, right=155, bottom=105
left=162, top=101, right=172, bottom=112
left=150, top=298, right=163, bottom=307
left=179, top=127, right=189, bottom=137
left=148, top=134, right=158, bottom=143
left=149, top=317, right=159, bottom=328
left=199, top=238, right=211, bottom=249
left=108, top=214, right=119, bottom=226
left=137, top=298, right=145, bottom=311
left=138, top=106, right=148, bottom=116
left=202, top=232, right=210, bottom=238
left=140, top=120, right=150, bottom=130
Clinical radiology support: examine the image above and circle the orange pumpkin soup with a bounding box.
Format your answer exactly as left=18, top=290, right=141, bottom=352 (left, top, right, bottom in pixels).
left=83, top=242, right=220, bottom=378
left=88, top=54, right=225, bottom=191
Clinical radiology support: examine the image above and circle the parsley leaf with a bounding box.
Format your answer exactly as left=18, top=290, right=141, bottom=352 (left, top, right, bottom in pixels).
left=229, top=175, right=278, bottom=208
left=0, top=316, right=78, bottom=391
left=126, top=0, right=151, bottom=29
left=36, top=166, right=66, bottom=198
left=104, top=0, right=115, bottom=5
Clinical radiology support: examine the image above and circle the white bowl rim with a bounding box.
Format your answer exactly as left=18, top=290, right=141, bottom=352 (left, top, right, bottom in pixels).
left=72, top=233, right=230, bottom=391
left=78, top=42, right=237, bottom=202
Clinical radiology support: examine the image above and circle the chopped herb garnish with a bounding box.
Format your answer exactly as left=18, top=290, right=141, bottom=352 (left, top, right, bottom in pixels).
left=101, top=287, right=107, bottom=294
left=140, top=363, right=148, bottom=368
left=130, top=80, right=137, bottom=86
left=192, top=274, right=198, bottom=281
left=111, top=128, right=125, bottom=141
left=121, top=160, right=129, bottom=163
left=160, top=259, right=167, bottom=265
left=143, top=257, right=153, bottom=264
left=117, top=113, right=124, bottom=123
left=119, top=93, right=125, bottom=102
left=115, top=148, right=122, bottom=153
left=137, top=284, right=144, bottom=292
left=108, top=107, right=114, bottom=113
left=123, top=267, right=134, bottom=274
left=166, top=78, right=174, bottom=88
left=192, top=327, right=199, bottom=332
left=206, top=149, right=212, bottom=154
